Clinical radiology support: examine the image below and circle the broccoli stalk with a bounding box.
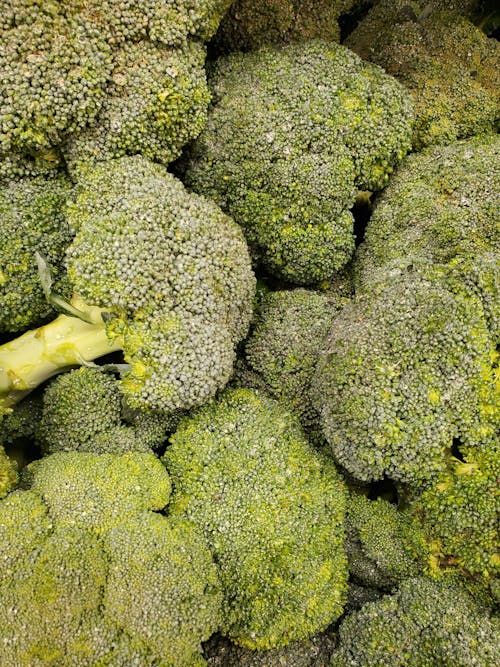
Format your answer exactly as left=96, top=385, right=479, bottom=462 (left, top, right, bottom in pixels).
left=0, top=296, right=121, bottom=413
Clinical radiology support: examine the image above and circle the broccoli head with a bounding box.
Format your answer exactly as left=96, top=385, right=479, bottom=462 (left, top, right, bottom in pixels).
left=345, top=492, right=429, bottom=590
left=37, top=367, right=175, bottom=455
left=0, top=451, right=223, bottom=666
left=330, top=577, right=500, bottom=666
left=214, top=0, right=357, bottom=52
left=0, top=157, right=255, bottom=415
left=312, top=266, right=498, bottom=485
left=164, top=388, right=348, bottom=650
left=346, top=2, right=500, bottom=149
left=0, top=171, right=73, bottom=332
left=184, top=39, right=413, bottom=284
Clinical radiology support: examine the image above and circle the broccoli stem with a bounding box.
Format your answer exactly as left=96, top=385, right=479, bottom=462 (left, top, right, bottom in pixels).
left=0, top=299, right=122, bottom=411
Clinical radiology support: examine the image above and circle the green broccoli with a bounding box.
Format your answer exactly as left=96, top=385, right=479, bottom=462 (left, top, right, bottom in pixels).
left=345, top=492, right=429, bottom=590
left=183, top=39, right=413, bottom=284
left=0, top=451, right=223, bottom=666
left=312, top=266, right=498, bottom=485
left=163, top=388, right=348, bottom=650
left=0, top=170, right=73, bottom=332
left=346, top=2, right=499, bottom=149
left=37, top=367, right=175, bottom=455
left=0, top=157, right=255, bottom=416
left=330, top=577, right=500, bottom=666
left=213, top=0, right=357, bottom=51
left=239, top=288, right=340, bottom=442
left=0, top=444, right=17, bottom=498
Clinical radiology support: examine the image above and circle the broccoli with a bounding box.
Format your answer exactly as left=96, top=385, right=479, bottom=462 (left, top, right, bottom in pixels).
left=183, top=39, right=413, bottom=284
left=1, top=1, right=233, bottom=177
left=0, top=170, right=73, bottom=332
left=0, top=444, right=17, bottom=498
left=330, top=577, right=500, bottom=666
left=37, top=367, right=175, bottom=455
left=0, top=157, right=255, bottom=416
left=345, top=492, right=429, bottom=590
left=346, top=2, right=500, bottom=149
left=312, top=266, right=498, bottom=485
left=0, top=451, right=223, bottom=666
left=238, top=288, right=341, bottom=442
left=213, top=0, right=357, bottom=52
left=163, top=388, right=348, bottom=650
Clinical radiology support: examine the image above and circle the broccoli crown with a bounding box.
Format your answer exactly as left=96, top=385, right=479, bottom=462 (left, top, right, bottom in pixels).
left=410, top=436, right=500, bottom=598
left=355, top=136, right=500, bottom=292
left=0, top=392, right=43, bottom=444
left=330, top=577, right=500, bottom=666
left=0, top=451, right=222, bottom=666
left=0, top=171, right=73, bottom=332
left=164, top=388, right=348, bottom=650
left=242, top=289, right=338, bottom=440
left=0, top=445, right=17, bottom=498
left=345, top=493, right=429, bottom=590
left=37, top=367, right=173, bottom=455
left=312, top=267, right=498, bottom=485
left=184, top=39, right=413, bottom=284
left=214, top=0, right=357, bottom=52
left=346, top=3, right=499, bottom=149
left=63, top=39, right=210, bottom=175
left=64, top=156, right=255, bottom=413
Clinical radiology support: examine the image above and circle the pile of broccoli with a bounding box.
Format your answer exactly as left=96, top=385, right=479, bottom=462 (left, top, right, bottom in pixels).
left=0, top=2, right=499, bottom=666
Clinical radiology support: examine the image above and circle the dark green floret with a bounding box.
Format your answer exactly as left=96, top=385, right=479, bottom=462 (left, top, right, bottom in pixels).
left=346, top=2, right=500, bottom=149
left=330, top=577, right=500, bottom=666
left=0, top=156, right=255, bottom=415
left=164, top=388, right=348, bottom=650
left=0, top=445, right=17, bottom=498
left=0, top=451, right=222, bottom=667
left=184, top=39, right=413, bottom=284
left=0, top=171, right=73, bottom=332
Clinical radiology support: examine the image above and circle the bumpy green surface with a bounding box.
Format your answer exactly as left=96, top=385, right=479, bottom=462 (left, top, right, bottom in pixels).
left=312, top=267, right=498, bottom=485
left=164, top=388, right=348, bottom=649
left=346, top=493, right=428, bottom=590
left=64, top=40, right=210, bottom=174
left=0, top=445, right=17, bottom=498
left=242, top=289, right=337, bottom=440
left=330, top=577, right=500, bottom=666
left=38, top=367, right=172, bottom=455
left=410, top=436, right=500, bottom=597
left=65, top=156, right=255, bottom=412
left=346, top=2, right=499, bottom=149
left=214, top=0, right=356, bottom=51
left=0, top=452, right=222, bottom=666
left=0, top=172, right=73, bottom=332
left=184, top=40, right=413, bottom=284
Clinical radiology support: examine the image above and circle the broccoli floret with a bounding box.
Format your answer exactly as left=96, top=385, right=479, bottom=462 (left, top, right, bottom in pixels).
left=0, top=171, right=73, bottom=332
left=0, top=156, right=255, bottom=416
left=183, top=40, right=413, bottom=284
left=346, top=2, right=499, bottom=149
left=409, top=436, right=499, bottom=599
left=355, top=136, right=500, bottom=336
left=312, top=267, right=498, bottom=485
left=330, top=577, right=500, bottom=666
left=214, top=0, right=357, bottom=52
left=0, top=445, right=17, bottom=498
left=240, top=289, right=339, bottom=442
left=0, top=392, right=43, bottom=444
left=63, top=40, right=210, bottom=175
left=37, top=367, right=174, bottom=455
left=164, top=388, right=348, bottom=650
left=345, top=493, right=428, bottom=590
left=0, top=451, right=222, bottom=666
left=0, top=6, right=112, bottom=157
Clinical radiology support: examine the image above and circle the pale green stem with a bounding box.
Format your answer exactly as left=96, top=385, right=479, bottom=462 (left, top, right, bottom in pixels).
left=0, top=302, right=122, bottom=411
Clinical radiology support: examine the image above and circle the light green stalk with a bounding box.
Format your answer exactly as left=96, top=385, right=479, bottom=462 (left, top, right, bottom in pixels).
left=0, top=297, right=122, bottom=412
